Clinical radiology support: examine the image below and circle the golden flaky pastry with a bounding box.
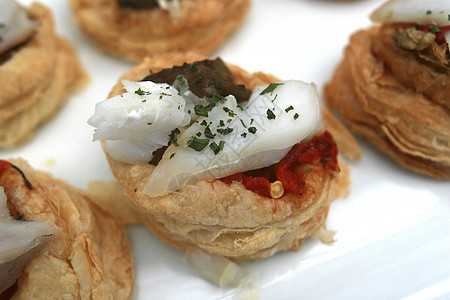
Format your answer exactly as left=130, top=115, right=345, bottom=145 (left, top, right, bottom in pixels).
left=69, top=0, right=250, bottom=62
left=0, top=159, right=134, bottom=299
left=0, top=3, right=87, bottom=148
left=100, top=52, right=352, bottom=260
left=324, top=25, right=450, bottom=179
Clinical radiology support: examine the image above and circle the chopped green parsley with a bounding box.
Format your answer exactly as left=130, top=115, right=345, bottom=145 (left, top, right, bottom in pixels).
left=204, top=126, right=216, bottom=139
left=170, top=132, right=179, bottom=146
left=426, top=10, right=432, bottom=15
left=260, top=83, right=284, bottom=95
left=209, top=141, right=225, bottom=155
left=194, top=94, right=223, bottom=117
left=186, top=136, right=209, bottom=151
left=241, top=132, right=247, bottom=138
left=135, top=88, right=150, bottom=96
left=217, top=127, right=234, bottom=135
left=266, top=109, right=276, bottom=120
left=428, top=25, right=442, bottom=33
left=293, top=113, right=299, bottom=120
left=248, top=127, right=257, bottom=134
left=17, top=213, right=24, bottom=221
left=190, top=62, right=197, bottom=71
left=170, top=153, right=176, bottom=159
left=285, top=105, right=294, bottom=113
left=304, top=168, right=312, bottom=173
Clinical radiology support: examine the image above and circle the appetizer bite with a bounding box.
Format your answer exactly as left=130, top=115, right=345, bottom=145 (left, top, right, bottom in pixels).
left=0, top=159, right=134, bottom=299
left=69, top=0, right=251, bottom=62
left=0, top=0, right=87, bottom=148
left=325, top=0, right=450, bottom=179
left=89, top=52, right=350, bottom=260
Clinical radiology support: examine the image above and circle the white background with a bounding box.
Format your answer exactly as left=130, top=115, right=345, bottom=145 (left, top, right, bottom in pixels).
left=4, top=0, right=450, bottom=299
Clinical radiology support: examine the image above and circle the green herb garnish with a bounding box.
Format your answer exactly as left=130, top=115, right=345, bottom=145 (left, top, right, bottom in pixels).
left=190, top=62, right=197, bottom=71
left=17, top=213, right=24, bottom=221
left=194, top=77, right=202, bottom=84
left=293, top=113, right=299, bottom=120
left=285, top=105, right=294, bottom=113
left=248, top=127, right=257, bottom=134
left=304, top=168, right=312, bottom=173
left=204, top=126, right=215, bottom=139
left=428, top=25, right=442, bottom=33
left=266, top=109, right=276, bottom=120
left=194, top=94, right=223, bottom=117
left=170, top=153, right=176, bottom=159
left=240, top=119, right=247, bottom=128
left=260, top=83, right=284, bottom=95
left=241, top=132, right=247, bottom=138
left=135, top=88, right=150, bottom=96
left=218, top=120, right=225, bottom=127
left=170, top=132, right=179, bottom=146
left=209, top=141, right=224, bottom=155
left=186, top=136, right=209, bottom=151
left=217, top=127, right=234, bottom=135
left=426, top=10, right=432, bottom=15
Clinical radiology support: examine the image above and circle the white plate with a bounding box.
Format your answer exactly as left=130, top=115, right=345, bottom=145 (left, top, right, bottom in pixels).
left=5, top=0, right=450, bottom=299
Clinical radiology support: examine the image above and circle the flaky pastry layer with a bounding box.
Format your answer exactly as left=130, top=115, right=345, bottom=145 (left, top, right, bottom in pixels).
left=70, top=0, right=251, bottom=62
left=0, top=159, right=134, bottom=299
left=0, top=3, right=87, bottom=148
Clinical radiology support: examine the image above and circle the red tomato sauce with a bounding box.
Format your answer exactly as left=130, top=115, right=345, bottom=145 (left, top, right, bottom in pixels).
left=220, top=131, right=338, bottom=198
left=417, top=24, right=450, bottom=45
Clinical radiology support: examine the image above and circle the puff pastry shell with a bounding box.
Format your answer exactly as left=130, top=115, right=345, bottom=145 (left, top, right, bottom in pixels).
left=325, top=25, right=450, bottom=179
left=69, top=0, right=251, bottom=62
left=0, top=3, right=87, bottom=148
left=102, top=52, right=350, bottom=260
left=0, top=159, right=134, bottom=299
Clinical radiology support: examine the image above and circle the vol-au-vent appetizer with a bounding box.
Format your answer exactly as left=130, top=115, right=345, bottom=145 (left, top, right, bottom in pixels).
left=0, top=0, right=87, bottom=148
left=325, top=0, right=450, bottom=179
left=0, top=159, right=134, bottom=299
left=69, top=0, right=251, bottom=62
left=89, top=52, right=350, bottom=260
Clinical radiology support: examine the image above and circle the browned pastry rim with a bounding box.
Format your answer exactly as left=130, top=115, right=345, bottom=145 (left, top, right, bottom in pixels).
left=69, top=0, right=251, bottom=62
left=0, top=3, right=87, bottom=148
left=324, top=25, right=450, bottom=179
left=102, top=52, right=350, bottom=260
left=0, top=159, right=134, bottom=299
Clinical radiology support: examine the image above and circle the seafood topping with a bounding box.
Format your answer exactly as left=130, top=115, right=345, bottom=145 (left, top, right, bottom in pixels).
left=89, top=80, right=191, bottom=165
left=370, top=0, right=450, bottom=50
left=143, top=58, right=252, bottom=103
left=0, top=0, right=38, bottom=56
left=0, top=187, right=55, bottom=294
left=144, top=79, right=322, bottom=197
left=89, top=60, right=324, bottom=197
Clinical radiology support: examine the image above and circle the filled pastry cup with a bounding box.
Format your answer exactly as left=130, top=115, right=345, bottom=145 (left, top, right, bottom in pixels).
left=0, top=2, right=87, bottom=148
left=0, top=159, right=134, bottom=299
left=70, top=0, right=251, bottom=62
left=90, top=52, right=351, bottom=260
left=324, top=0, right=450, bottom=179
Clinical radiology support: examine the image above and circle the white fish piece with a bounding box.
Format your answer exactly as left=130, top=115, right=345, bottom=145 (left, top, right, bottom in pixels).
left=0, top=187, right=55, bottom=294
left=0, top=0, right=39, bottom=55
left=0, top=187, right=55, bottom=263
left=370, top=0, right=450, bottom=26
left=88, top=80, right=191, bottom=165
left=145, top=80, right=322, bottom=197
